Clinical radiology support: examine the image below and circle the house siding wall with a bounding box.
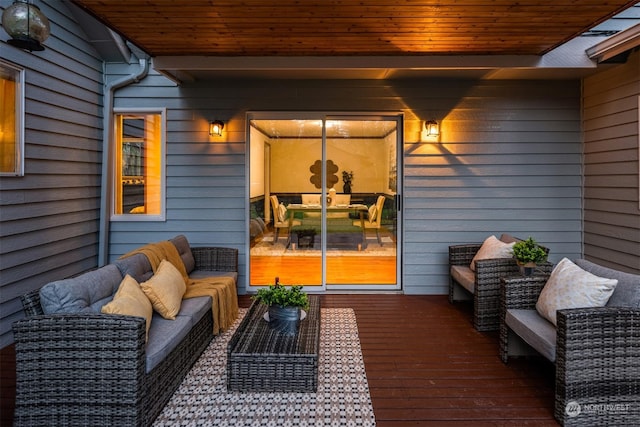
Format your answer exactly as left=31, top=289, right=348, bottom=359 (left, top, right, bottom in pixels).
left=582, top=49, right=640, bottom=273
left=108, top=74, right=583, bottom=295
left=0, top=2, right=104, bottom=347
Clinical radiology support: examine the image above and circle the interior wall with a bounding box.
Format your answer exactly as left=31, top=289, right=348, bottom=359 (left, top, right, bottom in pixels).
left=270, top=137, right=389, bottom=194
left=582, top=49, right=640, bottom=273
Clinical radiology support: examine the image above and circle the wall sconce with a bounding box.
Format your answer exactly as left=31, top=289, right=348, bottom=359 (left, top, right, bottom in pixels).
left=424, top=120, right=440, bottom=136
left=1, top=0, right=51, bottom=52
left=209, top=120, right=224, bottom=137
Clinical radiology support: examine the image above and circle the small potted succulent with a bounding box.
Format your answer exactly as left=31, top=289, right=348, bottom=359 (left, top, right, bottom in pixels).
left=511, top=237, right=548, bottom=276
left=252, top=278, right=309, bottom=334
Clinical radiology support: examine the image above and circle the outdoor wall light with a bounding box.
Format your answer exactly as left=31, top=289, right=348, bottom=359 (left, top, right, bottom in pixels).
left=1, top=0, right=51, bottom=52
left=424, top=120, right=440, bottom=136
left=209, top=120, right=224, bottom=136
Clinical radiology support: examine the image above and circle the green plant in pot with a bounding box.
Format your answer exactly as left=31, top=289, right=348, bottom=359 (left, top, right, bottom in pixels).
left=511, top=237, right=547, bottom=276
left=252, top=278, right=309, bottom=334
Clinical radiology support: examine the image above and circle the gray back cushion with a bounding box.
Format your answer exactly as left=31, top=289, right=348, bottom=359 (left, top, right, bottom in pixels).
left=575, top=259, right=640, bottom=308
left=170, top=235, right=195, bottom=273
left=40, top=264, right=123, bottom=314
left=114, top=253, right=154, bottom=283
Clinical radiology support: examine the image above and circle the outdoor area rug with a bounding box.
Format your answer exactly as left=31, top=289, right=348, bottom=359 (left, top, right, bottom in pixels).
left=154, top=308, right=376, bottom=427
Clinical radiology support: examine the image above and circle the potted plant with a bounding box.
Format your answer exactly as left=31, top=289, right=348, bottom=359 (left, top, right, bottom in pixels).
left=511, top=237, right=547, bottom=276
left=252, top=278, right=309, bottom=334
left=342, top=170, right=353, bottom=194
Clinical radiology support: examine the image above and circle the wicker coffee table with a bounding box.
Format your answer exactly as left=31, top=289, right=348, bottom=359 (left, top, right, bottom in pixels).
left=227, top=296, right=321, bottom=392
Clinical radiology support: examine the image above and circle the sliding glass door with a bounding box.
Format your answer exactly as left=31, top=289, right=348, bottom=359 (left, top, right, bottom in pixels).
left=248, top=113, right=401, bottom=291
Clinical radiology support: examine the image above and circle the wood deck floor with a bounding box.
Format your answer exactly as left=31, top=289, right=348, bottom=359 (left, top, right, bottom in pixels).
left=1, top=294, right=559, bottom=426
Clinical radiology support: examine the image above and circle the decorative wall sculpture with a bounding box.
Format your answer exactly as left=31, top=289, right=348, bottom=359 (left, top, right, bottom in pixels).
left=309, top=159, right=339, bottom=189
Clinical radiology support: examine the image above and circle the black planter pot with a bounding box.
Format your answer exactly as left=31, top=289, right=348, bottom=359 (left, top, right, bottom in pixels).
left=268, top=305, right=301, bottom=335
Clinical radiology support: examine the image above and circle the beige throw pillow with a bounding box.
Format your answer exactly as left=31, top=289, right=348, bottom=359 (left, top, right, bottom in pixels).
left=368, top=204, right=377, bottom=222
left=102, top=274, right=153, bottom=341
left=536, top=257, right=618, bottom=326
left=140, top=259, right=186, bottom=320
left=470, top=235, right=516, bottom=271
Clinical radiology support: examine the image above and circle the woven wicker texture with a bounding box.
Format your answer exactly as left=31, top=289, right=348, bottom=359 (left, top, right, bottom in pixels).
left=227, top=296, right=321, bottom=392
left=500, top=275, right=640, bottom=426
left=449, top=242, right=551, bottom=331
left=13, top=244, right=238, bottom=427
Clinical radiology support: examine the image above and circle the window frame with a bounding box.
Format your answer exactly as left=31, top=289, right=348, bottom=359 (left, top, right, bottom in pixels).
left=111, top=108, right=166, bottom=221
left=0, top=59, right=25, bottom=177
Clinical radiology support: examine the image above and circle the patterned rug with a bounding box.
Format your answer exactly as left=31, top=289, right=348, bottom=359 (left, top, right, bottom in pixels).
left=154, top=308, right=376, bottom=426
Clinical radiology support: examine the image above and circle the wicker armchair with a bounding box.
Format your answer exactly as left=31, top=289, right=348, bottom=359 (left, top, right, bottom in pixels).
left=500, top=274, right=640, bottom=426
left=12, top=245, right=238, bottom=427
left=448, top=237, right=551, bottom=331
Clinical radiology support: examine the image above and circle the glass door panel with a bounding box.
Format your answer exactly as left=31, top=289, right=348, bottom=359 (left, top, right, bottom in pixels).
left=325, top=118, right=398, bottom=287
left=248, top=114, right=400, bottom=291
left=249, top=118, right=323, bottom=288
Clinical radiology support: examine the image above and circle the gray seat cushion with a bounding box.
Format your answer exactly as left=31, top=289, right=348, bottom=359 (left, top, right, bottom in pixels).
left=450, top=265, right=475, bottom=294
left=40, top=264, right=123, bottom=314
left=574, top=259, right=640, bottom=308
left=146, top=296, right=212, bottom=372
left=506, top=309, right=557, bottom=362
left=145, top=313, right=192, bottom=373
left=177, top=296, right=212, bottom=326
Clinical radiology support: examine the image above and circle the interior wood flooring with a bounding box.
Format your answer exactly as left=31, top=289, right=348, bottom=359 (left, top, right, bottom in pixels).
left=1, top=295, right=558, bottom=426
left=250, top=255, right=397, bottom=285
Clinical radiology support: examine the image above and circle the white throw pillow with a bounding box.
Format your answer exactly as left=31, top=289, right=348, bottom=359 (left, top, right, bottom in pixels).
left=278, top=203, right=287, bottom=222
left=469, top=235, right=515, bottom=271
left=536, top=257, right=618, bottom=326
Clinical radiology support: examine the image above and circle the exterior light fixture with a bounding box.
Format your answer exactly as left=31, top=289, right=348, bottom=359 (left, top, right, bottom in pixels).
left=424, top=120, right=439, bottom=136
left=209, top=120, right=224, bottom=136
left=1, top=0, right=51, bottom=52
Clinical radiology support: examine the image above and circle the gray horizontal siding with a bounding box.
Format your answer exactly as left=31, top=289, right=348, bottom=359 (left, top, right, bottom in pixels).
left=108, top=76, right=583, bottom=295
left=0, top=1, right=104, bottom=347
left=582, top=49, right=640, bottom=273
left=403, top=80, right=583, bottom=294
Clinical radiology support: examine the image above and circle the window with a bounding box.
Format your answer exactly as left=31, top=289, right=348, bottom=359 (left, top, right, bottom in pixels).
left=113, top=110, right=165, bottom=219
left=0, top=60, right=24, bottom=176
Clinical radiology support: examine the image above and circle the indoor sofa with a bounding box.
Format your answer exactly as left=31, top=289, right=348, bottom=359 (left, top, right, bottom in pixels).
left=500, top=258, right=640, bottom=426
left=12, top=235, right=238, bottom=427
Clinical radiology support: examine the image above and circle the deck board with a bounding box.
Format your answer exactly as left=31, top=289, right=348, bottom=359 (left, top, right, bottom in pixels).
left=0, top=294, right=558, bottom=426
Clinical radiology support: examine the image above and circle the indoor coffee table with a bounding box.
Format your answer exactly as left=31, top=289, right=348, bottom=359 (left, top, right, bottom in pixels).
left=227, top=296, right=321, bottom=392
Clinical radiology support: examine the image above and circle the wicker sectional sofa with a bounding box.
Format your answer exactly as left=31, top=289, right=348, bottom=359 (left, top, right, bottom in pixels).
left=12, top=235, right=238, bottom=427
left=500, top=259, right=640, bottom=426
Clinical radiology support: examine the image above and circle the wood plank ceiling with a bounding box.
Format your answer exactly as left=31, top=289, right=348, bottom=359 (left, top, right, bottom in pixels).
left=72, top=0, right=637, bottom=57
